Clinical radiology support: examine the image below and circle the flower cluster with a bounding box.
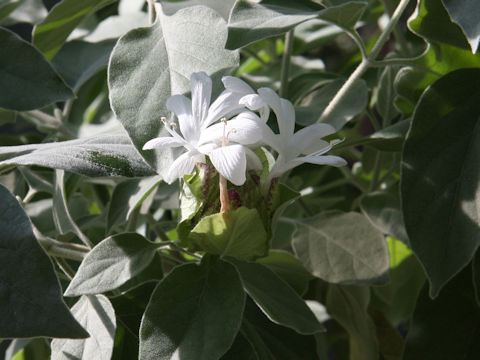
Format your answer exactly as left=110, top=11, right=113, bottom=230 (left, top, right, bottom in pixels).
left=143, top=72, right=346, bottom=187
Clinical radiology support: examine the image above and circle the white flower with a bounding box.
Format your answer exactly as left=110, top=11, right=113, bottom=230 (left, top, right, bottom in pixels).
left=143, top=72, right=263, bottom=186
left=251, top=88, right=347, bottom=181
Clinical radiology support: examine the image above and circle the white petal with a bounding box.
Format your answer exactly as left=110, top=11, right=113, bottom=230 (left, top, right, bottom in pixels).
left=204, top=90, right=244, bottom=127
left=208, top=144, right=247, bottom=186
left=166, top=95, right=197, bottom=142
left=225, top=112, right=264, bottom=145
left=291, top=123, right=336, bottom=155
left=258, top=88, right=295, bottom=136
left=239, top=94, right=265, bottom=110
left=191, top=72, right=212, bottom=126
left=222, top=76, right=254, bottom=94
left=164, top=151, right=205, bottom=184
left=271, top=154, right=347, bottom=178
left=142, top=136, right=185, bottom=150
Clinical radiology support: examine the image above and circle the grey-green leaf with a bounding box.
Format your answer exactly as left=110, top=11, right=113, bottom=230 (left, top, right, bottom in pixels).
left=0, top=134, right=155, bottom=177
left=52, top=40, right=116, bottom=91
left=0, top=27, right=73, bottom=111
left=292, top=211, right=389, bottom=285
left=160, top=0, right=236, bottom=20
left=188, top=207, right=268, bottom=260
left=51, top=295, right=116, bottom=360
left=107, top=176, right=162, bottom=230
left=140, top=257, right=245, bottom=360
left=108, top=5, right=239, bottom=174
left=360, top=191, right=409, bottom=244
left=0, top=0, right=21, bottom=21
left=65, top=233, right=159, bottom=297
left=227, top=0, right=367, bottom=49
left=327, top=285, right=379, bottom=360
left=32, top=0, right=116, bottom=59
left=0, top=183, right=87, bottom=339
left=228, top=259, right=323, bottom=335
left=441, top=0, right=480, bottom=53
left=401, top=68, right=480, bottom=297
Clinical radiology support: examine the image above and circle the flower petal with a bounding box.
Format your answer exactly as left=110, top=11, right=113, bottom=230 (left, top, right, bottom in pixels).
left=258, top=88, right=295, bottom=136
left=271, top=154, right=346, bottom=178
left=208, top=144, right=247, bottom=186
left=245, top=147, right=263, bottom=171
left=142, top=136, right=185, bottom=150
left=204, top=90, right=244, bottom=127
left=164, top=150, right=204, bottom=184
left=166, top=95, right=196, bottom=142
left=222, top=76, right=254, bottom=94
left=291, top=123, right=336, bottom=155
left=191, top=72, right=212, bottom=126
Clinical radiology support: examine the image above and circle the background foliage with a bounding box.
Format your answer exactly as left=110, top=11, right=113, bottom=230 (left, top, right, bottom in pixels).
left=1, top=0, right=479, bottom=359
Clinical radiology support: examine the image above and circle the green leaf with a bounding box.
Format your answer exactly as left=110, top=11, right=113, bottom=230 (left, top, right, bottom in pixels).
left=240, top=300, right=320, bottom=360
left=364, top=119, right=410, bottom=152
left=160, top=0, right=236, bottom=20
left=53, top=170, right=91, bottom=246
left=108, top=5, right=238, bottom=175
left=360, top=191, right=408, bottom=244
left=395, top=43, right=480, bottom=115
left=0, top=108, right=16, bottom=126
left=0, top=27, right=73, bottom=111
left=227, top=0, right=368, bottom=49
left=0, top=0, right=21, bottom=21
left=292, top=211, right=389, bottom=285
left=228, top=259, right=323, bottom=335
left=65, top=233, right=160, bottom=297
left=257, top=250, right=313, bottom=295
left=52, top=40, right=116, bottom=91
left=401, top=68, right=480, bottom=297
left=32, top=0, right=115, bottom=59
left=296, top=77, right=368, bottom=130
left=372, top=238, right=425, bottom=325
left=441, top=0, right=480, bottom=53
left=51, top=295, right=116, bottom=360
left=0, top=134, right=155, bottom=177
left=139, top=257, right=245, bottom=360
left=107, top=176, right=162, bottom=230
left=189, top=207, right=268, bottom=260
left=0, top=183, right=87, bottom=338
left=326, top=285, right=379, bottom=360
left=375, top=66, right=399, bottom=123
left=408, top=0, right=469, bottom=50
left=403, top=268, right=480, bottom=359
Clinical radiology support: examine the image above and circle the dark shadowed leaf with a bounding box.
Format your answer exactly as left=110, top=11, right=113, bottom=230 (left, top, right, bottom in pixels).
left=403, top=268, right=480, bottom=359
left=51, top=295, right=116, bottom=360
left=0, top=27, right=73, bottom=111
left=257, top=250, right=313, bottom=294
left=108, top=5, right=238, bottom=175
left=0, top=183, right=87, bottom=339
left=292, top=211, right=389, bottom=285
left=0, top=134, right=155, bottom=177
left=441, top=0, right=480, bottom=53
left=327, top=285, right=379, bottom=360
left=32, top=0, right=116, bottom=59
left=65, top=233, right=160, bottom=297
left=107, top=176, right=162, bottom=230
left=401, top=68, right=480, bottom=297
left=140, top=257, right=245, bottom=360
left=228, top=259, right=323, bottom=335
left=52, top=40, right=116, bottom=91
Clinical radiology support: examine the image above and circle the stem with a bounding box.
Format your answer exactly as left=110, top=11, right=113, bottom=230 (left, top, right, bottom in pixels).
left=319, top=0, right=411, bottom=122
left=35, top=229, right=89, bottom=262
left=280, top=30, right=294, bottom=98
left=55, top=257, right=76, bottom=279
left=382, top=0, right=410, bottom=56
left=219, top=175, right=230, bottom=213
left=369, top=152, right=383, bottom=191
left=147, top=0, right=156, bottom=24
